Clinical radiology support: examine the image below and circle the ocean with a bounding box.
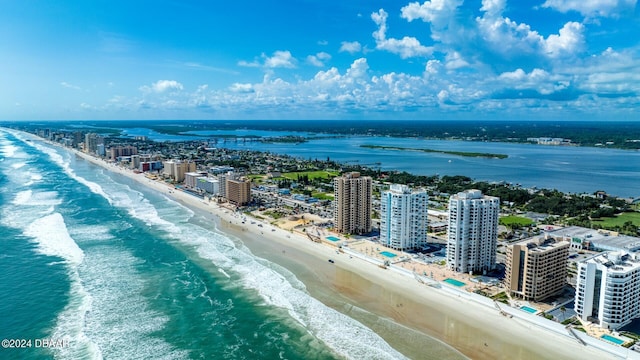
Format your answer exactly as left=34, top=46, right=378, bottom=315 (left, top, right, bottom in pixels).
left=0, top=129, right=417, bottom=359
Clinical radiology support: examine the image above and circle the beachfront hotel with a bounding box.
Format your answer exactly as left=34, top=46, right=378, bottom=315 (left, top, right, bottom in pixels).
left=575, top=251, right=640, bottom=330
left=226, top=178, right=251, bottom=206
left=218, top=171, right=237, bottom=199
left=380, top=184, right=428, bottom=251
left=84, top=133, right=103, bottom=155
left=163, top=160, right=196, bottom=183
left=446, top=190, right=500, bottom=274
left=196, top=177, right=219, bottom=195
left=109, top=145, right=138, bottom=161
left=505, top=236, right=569, bottom=301
left=185, top=172, right=208, bottom=189
left=333, top=172, right=372, bottom=235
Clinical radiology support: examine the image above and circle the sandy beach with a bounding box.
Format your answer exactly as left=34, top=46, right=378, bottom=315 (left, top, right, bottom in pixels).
left=69, top=149, right=619, bottom=360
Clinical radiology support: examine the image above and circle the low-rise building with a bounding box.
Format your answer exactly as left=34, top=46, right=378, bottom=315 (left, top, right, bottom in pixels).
left=549, top=226, right=640, bottom=252
left=196, top=177, right=219, bottom=195
left=185, top=172, right=207, bottom=189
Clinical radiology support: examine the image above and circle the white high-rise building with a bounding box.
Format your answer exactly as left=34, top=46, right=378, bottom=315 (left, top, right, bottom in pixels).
left=446, top=190, right=500, bottom=274
left=380, top=184, right=428, bottom=251
left=575, top=251, right=640, bottom=330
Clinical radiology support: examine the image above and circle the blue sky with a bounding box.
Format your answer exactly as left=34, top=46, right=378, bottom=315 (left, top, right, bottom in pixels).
left=1, top=0, right=639, bottom=121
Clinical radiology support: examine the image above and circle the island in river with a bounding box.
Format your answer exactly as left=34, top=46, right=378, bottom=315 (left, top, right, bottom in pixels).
left=359, top=144, right=508, bottom=159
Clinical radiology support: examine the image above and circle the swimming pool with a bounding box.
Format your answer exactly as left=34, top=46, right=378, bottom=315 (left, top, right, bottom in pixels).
left=520, top=306, right=537, bottom=314
left=601, top=334, right=625, bottom=345
left=443, top=278, right=465, bottom=287
left=380, top=251, right=397, bottom=258
left=326, top=236, right=340, bottom=242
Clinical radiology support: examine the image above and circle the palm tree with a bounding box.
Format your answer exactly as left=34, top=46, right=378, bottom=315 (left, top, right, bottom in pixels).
left=560, top=306, right=566, bottom=321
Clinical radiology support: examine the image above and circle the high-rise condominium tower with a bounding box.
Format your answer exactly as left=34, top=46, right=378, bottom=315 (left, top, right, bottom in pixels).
left=446, top=190, right=499, bottom=274
left=333, top=172, right=372, bottom=235
left=380, top=184, right=428, bottom=251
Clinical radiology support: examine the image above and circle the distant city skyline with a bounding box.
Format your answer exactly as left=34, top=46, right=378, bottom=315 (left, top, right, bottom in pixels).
left=2, top=1, right=639, bottom=121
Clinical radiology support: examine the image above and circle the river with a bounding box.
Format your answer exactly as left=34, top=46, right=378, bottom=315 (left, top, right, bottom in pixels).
left=122, top=127, right=640, bottom=198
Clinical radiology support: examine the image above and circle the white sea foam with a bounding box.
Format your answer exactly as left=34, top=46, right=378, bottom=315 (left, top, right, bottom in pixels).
left=11, top=161, right=26, bottom=169
left=12, top=190, right=33, bottom=205
left=0, top=132, right=28, bottom=159
left=0, top=144, right=19, bottom=157
left=2, top=194, right=56, bottom=230
left=204, top=232, right=405, bottom=358
left=218, top=268, right=231, bottom=278
left=68, top=225, right=115, bottom=242
left=21, top=140, right=113, bottom=204
left=6, top=129, right=405, bottom=359
left=25, top=213, right=84, bottom=265
left=51, top=270, right=103, bottom=360
left=128, top=203, right=407, bottom=359
left=10, top=203, right=102, bottom=358
left=12, top=190, right=62, bottom=206
left=79, top=246, right=188, bottom=360
left=25, top=172, right=43, bottom=186
left=110, top=188, right=182, bottom=233
left=83, top=177, right=407, bottom=359
left=0, top=131, right=181, bottom=359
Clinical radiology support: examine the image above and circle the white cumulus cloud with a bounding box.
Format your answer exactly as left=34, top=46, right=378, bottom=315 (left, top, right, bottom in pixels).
left=372, top=9, right=433, bottom=58
left=229, top=83, right=254, bottom=93
left=445, top=52, right=470, bottom=70
left=340, top=41, right=362, bottom=54
left=544, top=22, right=585, bottom=58
left=140, top=80, right=184, bottom=93
left=307, top=52, right=331, bottom=67
left=476, top=3, right=585, bottom=59
left=542, top=0, right=637, bottom=18
left=264, top=50, right=297, bottom=68
left=401, top=0, right=464, bottom=25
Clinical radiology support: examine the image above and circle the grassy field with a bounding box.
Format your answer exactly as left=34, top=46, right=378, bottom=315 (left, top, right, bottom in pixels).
left=311, top=191, right=333, bottom=200
left=281, top=170, right=338, bottom=181
left=499, top=215, right=534, bottom=227
left=247, top=174, right=265, bottom=183
left=592, top=211, right=640, bottom=227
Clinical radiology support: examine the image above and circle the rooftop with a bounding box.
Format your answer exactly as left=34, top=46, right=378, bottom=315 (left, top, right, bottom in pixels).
left=511, top=235, right=568, bottom=253
left=550, top=226, right=640, bottom=252
left=583, top=251, right=640, bottom=272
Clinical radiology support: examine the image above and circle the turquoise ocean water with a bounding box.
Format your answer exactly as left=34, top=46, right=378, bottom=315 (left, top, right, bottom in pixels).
left=0, top=129, right=407, bottom=360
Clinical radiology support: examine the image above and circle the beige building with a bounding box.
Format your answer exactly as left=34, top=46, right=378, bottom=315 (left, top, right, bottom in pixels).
left=505, top=236, right=569, bottom=302
left=333, top=172, right=372, bottom=235
left=226, top=178, right=251, bottom=206
left=163, top=160, right=196, bottom=183
left=110, top=145, right=138, bottom=160
left=84, top=133, right=103, bottom=155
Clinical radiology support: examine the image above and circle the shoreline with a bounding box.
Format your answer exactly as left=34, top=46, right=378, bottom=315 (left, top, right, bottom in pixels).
left=56, top=147, right=626, bottom=360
